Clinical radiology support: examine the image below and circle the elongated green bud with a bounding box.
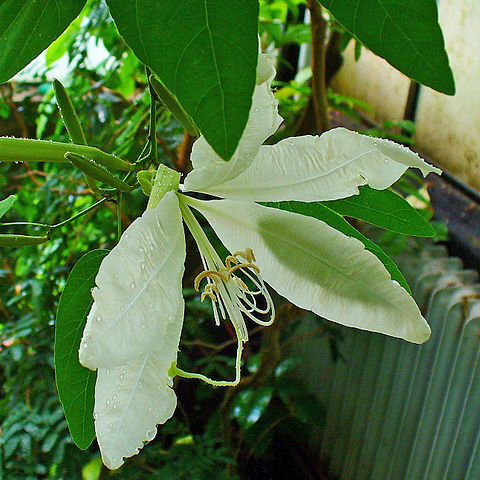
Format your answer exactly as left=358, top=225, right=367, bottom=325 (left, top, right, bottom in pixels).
left=137, top=170, right=154, bottom=196
left=53, top=79, right=98, bottom=192
left=149, top=75, right=199, bottom=137
left=65, top=153, right=135, bottom=193
left=53, top=79, right=87, bottom=145
left=0, top=138, right=133, bottom=171
left=0, top=234, right=48, bottom=247
left=147, top=165, right=181, bottom=209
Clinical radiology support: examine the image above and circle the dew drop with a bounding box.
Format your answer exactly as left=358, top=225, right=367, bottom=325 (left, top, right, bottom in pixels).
left=141, top=262, right=146, bottom=270
left=113, top=404, right=117, bottom=409
left=120, top=374, right=125, bottom=380
left=93, top=410, right=98, bottom=420
left=130, top=282, right=136, bottom=289
left=146, top=429, right=156, bottom=440
left=96, top=315, right=102, bottom=323
left=114, top=273, right=119, bottom=280
left=106, top=400, right=111, bottom=406
left=112, top=394, right=117, bottom=400
left=109, top=423, right=113, bottom=429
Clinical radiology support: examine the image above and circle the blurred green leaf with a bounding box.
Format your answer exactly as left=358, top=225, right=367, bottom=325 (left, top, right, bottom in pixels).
left=232, top=387, right=274, bottom=429
left=0, top=0, right=87, bottom=83
left=290, top=394, right=326, bottom=426
left=322, top=186, right=436, bottom=237
left=0, top=195, right=15, bottom=219
left=55, top=249, right=108, bottom=450
left=106, top=0, right=259, bottom=161
left=319, top=0, right=455, bottom=94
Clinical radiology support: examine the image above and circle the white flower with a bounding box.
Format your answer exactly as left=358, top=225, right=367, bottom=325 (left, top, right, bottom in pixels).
left=79, top=54, right=440, bottom=469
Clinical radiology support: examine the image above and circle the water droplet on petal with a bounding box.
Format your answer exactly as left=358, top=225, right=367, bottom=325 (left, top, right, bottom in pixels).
left=96, top=315, right=102, bottom=323
left=146, top=429, right=156, bottom=440
left=106, top=400, right=111, bottom=406
left=109, top=423, right=113, bottom=429
left=131, top=282, right=136, bottom=289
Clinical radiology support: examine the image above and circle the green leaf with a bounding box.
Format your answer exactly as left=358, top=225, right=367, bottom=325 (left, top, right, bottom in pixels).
left=55, top=249, right=109, bottom=450
left=265, top=201, right=411, bottom=294
left=322, top=186, right=435, bottom=237
left=0, top=0, right=87, bottom=84
left=232, top=386, right=274, bottom=430
left=105, top=0, right=259, bottom=161
left=319, top=0, right=455, bottom=95
left=0, top=195, right=15, bottom=219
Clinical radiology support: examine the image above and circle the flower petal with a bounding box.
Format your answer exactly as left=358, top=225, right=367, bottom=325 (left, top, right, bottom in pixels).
left=79, top=191, right=185, bottom=369
left=187, top=198, right=430, bottom=343
left=191, top=127, right=441, bottom=202
left=94, top=299, right=182, bottom=470
left=183, top=56, right=282, bottom=192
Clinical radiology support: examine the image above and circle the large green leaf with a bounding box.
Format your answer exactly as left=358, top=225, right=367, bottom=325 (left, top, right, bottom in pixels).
left=0, top=0, right=87, bottom=84
left=265, top=201, right=411, bottom=293
left=319, top=0, right=455, bottom=95
left=55, top=249, right=108, bottom=450
left=0, top=195, right=15, bottom=219
left=322, top=185, right=435, bottom=237
left=105, top=0, right=259, bottom=161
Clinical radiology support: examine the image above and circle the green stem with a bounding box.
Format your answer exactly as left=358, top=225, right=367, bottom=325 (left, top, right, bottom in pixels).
left=117, top=193, right=122, bottom=242
left=147, top=73, right=159, bottom=165
left=49, top=197, right=108, bottom=231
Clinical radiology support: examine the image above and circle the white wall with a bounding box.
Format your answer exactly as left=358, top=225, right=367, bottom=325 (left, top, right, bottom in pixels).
left=331, top=0, right=480, bottom=191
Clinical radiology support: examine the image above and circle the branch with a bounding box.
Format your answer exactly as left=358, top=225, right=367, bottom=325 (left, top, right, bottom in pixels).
left=306, top=0, right=331, bottom=133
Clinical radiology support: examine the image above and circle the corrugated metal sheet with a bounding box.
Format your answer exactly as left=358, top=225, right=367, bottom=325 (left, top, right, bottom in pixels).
left=293, top=245, right=480, bottom=479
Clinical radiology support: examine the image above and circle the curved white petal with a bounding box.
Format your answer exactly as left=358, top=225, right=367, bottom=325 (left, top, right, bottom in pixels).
left=188, top=198, right=430, bottom=343
left=184, top=62, right=282, bottom=192
left=94, top=305, right=183, bottom=470
left=79, top=191, right=185, bottom=369
left=256, top=53, right=276, bottom=85
left=193, top=127, right=441, bottom=202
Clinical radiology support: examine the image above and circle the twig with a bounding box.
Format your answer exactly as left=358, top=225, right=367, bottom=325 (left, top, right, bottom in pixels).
left=306, top=0, right=331, bottom=133
left=3, top=85, right=28, bottom=137
left=181, top=326, right=264, bottom=352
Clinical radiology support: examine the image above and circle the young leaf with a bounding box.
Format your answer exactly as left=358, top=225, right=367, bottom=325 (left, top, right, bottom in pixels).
left=264, top=200, right=411, bottom=294
left=55, top=249, right=109, bottom=450
left=105, top=0, right=259, bottom=161
left=0, top=195, right=15, bottom=219
left=0, top=0, right=87, bottom=84
left=319, top=0, right=455, bottom=95
left=322, top=185, right=436, bottom=237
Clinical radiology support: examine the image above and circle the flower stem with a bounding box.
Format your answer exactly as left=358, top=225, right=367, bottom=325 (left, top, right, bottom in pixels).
left=169, top=332, right=243, bottom=387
